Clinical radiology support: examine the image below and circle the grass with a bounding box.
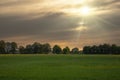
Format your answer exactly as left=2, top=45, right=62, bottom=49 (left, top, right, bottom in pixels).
left=0, top=54, right=120, bottom=80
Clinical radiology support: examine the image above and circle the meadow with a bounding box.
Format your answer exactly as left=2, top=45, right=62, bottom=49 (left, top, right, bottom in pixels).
left=0, top=54, right=120, bottom=80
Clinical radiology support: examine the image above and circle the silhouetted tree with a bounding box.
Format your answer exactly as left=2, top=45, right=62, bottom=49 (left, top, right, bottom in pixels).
left=71, top=47, right=79, bottom=54
left=25, top=45, right=33, bottom=54
left=19, top=46, right=25, bottom=54
left=63, top=46, right=70, bottom=54
left=91, top=45, right=99, bottom=54
left=10, top=42, right=17, bottom=54
left=42, top=43, right=51, bottom=54
left=0, top=40, right=5, bottom=54
left=32, top=42, right=42, bottom=54
left=83, top=46, right=91, bottom=54
left=53, top=45, right=62, bottom=54
left=5, top=42, right=11, bottom=54
left=111, top=44, right=117, bottom=54
left=118, top=46, right=120, bottom=54
left=102, top=44, right=111, bottom=54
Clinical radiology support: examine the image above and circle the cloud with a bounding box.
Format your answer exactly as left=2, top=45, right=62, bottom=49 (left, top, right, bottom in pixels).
left=0, top=12, right=80, bottom=40
left=0, top=0, right=120, bottom=49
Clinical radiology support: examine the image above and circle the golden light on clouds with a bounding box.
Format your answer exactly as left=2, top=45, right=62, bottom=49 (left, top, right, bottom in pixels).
left=75, top=26, right=87, bottom=31
left=0, top=0, right=104, bottom=18
left=66, top=6, right=95, bottom=16
left=0, top=0, right=120, bottom=49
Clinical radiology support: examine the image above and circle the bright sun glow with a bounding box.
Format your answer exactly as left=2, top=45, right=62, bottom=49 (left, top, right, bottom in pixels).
left=80, top=6, right=91, bottom=16
left=62, top=5, right=95, bottom=16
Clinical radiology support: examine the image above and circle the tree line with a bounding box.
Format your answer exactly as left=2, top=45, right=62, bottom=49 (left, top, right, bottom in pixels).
left=83, top=44, right=120, bottom=54
left=0, top=40, right=120, bottom=54
left=0, top=40, right=79, bottom=54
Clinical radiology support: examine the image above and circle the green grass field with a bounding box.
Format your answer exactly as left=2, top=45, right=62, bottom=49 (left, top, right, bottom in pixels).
left=0, top=54, right=120, bottom=80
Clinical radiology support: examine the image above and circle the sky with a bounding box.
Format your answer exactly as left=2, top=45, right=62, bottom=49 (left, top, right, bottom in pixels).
left=0, top=0, right=120, bottom=49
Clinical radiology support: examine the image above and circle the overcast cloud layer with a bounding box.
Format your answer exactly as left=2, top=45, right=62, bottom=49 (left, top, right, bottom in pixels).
left=0, top=0, right=120, bottom=49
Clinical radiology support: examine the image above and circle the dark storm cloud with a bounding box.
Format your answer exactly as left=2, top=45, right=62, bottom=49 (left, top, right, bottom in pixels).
left=0, top=12, right=80, bottom=41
